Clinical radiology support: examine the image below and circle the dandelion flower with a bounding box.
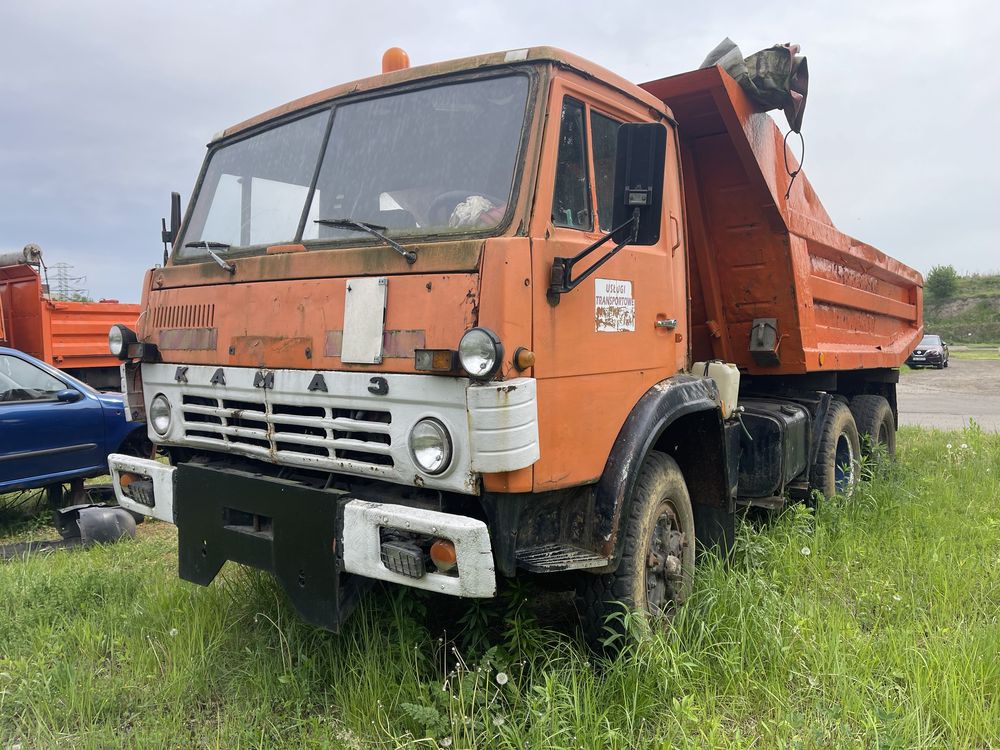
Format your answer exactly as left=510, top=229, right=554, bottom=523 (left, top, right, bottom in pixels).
left=495, top=671, right=509, bottom=685
left=961, top=443, right=968, bottom=449
left=946, top=443, right=953, bottom=449
left=440, top=738, right=452, bottom=747
left=168, top=628, right=179, bottom=637
left=800, top=546, right=811, bottom=556
left=493, top=716, right=506, bottom=726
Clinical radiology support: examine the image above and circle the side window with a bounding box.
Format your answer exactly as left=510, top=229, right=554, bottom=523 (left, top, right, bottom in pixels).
left=0, top=355, right=67, bottom=403
left=591, top=111, right=622, bottom=232
left=552, top=98, right=592, bottom=230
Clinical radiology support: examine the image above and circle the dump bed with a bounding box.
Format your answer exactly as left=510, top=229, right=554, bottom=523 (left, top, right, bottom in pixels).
left=0, top=263, right=139, bottom=372
left=641, top=66, right=923, bottom=376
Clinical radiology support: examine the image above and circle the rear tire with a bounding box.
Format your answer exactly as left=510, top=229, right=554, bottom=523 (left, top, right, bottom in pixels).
left=575, top=452, right=695, bottom=652
left=849, top=394, right=896, bottom=461
left=810, top=400, right=861, bottom=500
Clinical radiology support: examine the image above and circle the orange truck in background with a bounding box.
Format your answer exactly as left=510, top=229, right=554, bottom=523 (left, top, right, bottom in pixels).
left=107, top=44, right=922, bottom=647
left=0, top=245, right=139, bottom=390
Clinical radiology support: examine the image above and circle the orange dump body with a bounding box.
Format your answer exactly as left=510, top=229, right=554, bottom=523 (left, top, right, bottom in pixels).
left=641, top=66, right=923, bottom=375
left=0, top=263, right=140, bottom=372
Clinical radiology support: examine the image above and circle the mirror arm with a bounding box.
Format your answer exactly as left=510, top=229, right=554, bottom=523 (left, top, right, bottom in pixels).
left=547, top=210, right=639, bottom=305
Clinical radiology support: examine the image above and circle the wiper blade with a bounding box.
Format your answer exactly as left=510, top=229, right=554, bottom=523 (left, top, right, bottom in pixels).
left=183, top=240, right=235, bottom=274
left=315, top=218, right=417, bottom=264
left=184, top=240, right=230, bottom=250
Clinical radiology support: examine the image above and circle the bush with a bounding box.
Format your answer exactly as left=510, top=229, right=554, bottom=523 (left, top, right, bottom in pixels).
left=925, top=264, right=959, bottom=304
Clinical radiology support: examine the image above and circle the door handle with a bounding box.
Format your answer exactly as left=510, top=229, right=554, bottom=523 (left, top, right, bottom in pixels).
left=655, top=318, right=677, bottom=330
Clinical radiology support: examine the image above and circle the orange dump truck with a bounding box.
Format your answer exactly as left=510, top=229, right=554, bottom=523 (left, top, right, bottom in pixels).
left=107, top=45, right=921, bottom=646
left=0, top=246, right=140, bottom=389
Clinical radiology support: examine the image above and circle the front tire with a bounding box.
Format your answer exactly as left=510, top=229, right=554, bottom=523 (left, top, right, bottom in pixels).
left=576, top=452, right=695, bottom=651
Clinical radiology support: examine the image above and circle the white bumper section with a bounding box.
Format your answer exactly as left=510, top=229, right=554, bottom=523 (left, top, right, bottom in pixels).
left=107, top=454, right=496, bottom=598
left=108, top=453, right=177, bottom=523
left=342, top=500, right=495, bottom=597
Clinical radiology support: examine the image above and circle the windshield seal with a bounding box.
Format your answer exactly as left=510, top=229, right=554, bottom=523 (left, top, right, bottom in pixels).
left=174, top=66, right=538, bottom=264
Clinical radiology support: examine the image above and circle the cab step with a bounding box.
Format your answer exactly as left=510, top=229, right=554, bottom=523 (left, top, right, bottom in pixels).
left=736, top=495, right=787, bottom=511
left=516, top=544, right=609, bottom=573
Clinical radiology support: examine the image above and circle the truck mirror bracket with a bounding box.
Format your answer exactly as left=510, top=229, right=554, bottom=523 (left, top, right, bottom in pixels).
left=546, top=210, right=639, bottom=306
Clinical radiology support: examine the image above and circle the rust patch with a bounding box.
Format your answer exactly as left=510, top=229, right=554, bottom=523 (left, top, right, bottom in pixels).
left=265, top=243, right=306, bottom=255
left=159, top=327, right=218, bottom=351
left=230, top=336, right=312, bottom=368
left=325, top=329, right=426, bottom=359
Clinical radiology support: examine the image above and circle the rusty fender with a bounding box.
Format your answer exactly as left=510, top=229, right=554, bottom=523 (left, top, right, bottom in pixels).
left=591, top=375, right=731, bottom=570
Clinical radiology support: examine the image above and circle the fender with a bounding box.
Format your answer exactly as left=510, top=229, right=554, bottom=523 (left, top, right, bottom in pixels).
left=591, top=374, right=731, bottom=567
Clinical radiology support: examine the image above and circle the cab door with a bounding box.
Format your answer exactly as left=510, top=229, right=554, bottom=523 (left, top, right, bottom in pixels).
left=529, top=76, right=686, bottom=489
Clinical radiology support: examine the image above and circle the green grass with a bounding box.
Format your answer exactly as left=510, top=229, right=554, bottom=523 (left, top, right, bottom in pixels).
left=2, top=426, right=999, bottom=748
left=950, top=348, right=1000, bottom=361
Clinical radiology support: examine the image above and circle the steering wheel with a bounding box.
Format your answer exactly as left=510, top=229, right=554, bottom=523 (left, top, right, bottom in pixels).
left=427, top=190, right=504, bottom=228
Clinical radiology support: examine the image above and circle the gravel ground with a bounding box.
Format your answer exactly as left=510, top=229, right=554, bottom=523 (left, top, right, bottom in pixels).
left=897, top=358, right=1000, bottom=432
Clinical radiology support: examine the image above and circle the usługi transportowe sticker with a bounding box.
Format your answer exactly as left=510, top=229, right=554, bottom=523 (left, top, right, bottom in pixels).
left=595, top=278, right=635, bottom=332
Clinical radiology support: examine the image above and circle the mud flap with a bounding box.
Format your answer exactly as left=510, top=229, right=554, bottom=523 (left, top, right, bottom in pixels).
left=175, top=463, right=371, bottom=632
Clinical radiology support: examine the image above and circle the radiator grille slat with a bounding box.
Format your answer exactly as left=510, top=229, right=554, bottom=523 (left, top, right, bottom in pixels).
left=181, top=394, right=393, bottom=469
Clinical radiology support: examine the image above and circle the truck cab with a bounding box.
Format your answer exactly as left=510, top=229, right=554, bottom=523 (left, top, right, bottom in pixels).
left=108, top=46, right=921, bottom=647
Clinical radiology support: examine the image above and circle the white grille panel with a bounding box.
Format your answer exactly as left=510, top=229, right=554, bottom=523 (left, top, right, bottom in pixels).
left=181, top=394, right=393, bottom=468
left=139, top=363, right=481, bottom=494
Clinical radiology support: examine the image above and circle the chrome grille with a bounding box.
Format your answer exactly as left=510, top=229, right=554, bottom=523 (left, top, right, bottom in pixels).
left=181, top=394, right=393, bottom=468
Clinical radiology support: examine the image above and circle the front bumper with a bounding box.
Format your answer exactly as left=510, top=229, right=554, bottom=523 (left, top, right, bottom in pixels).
left=907, top=350, right=943, bottom=365
left=109, top=454, right=496, bottom=630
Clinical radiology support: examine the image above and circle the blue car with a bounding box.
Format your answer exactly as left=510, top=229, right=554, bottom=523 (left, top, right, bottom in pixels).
left=0, top=346, right=148, bottom=497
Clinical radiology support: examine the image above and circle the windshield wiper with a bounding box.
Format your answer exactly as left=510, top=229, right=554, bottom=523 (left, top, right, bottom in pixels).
left=315, top=218, right=417, bottom=264
left=184, top=240, right=235, bottom=274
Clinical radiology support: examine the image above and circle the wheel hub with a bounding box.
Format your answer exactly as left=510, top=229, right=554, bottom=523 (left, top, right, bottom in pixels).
left=645, top=504, right=686, bottom=612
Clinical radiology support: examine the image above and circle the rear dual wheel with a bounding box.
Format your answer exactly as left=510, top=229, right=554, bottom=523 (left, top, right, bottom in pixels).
left=810, top=400, right=862, bottom=500
left=849, top=394, right=896, bottom=461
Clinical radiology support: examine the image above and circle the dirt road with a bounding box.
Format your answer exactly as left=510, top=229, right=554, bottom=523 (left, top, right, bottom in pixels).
left=897, top=358, right=1000, bottom=432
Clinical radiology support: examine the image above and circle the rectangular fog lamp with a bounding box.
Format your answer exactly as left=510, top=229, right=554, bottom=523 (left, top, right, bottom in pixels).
left=380, top=541, right=425, bottom=579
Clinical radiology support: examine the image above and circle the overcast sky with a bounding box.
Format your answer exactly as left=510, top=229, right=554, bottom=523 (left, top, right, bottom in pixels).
left=1, top=0, right=997, bottom=301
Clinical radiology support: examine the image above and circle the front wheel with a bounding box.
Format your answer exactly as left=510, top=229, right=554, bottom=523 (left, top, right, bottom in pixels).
left=575, top=451, right=695, bottom=652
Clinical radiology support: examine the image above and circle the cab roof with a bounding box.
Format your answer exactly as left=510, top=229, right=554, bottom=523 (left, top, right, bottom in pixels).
left=218, top=46, right=670, bottom=142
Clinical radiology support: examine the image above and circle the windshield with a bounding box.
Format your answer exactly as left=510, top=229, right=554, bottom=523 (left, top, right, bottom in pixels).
left=919, top=335, right=941, bottom=346
left=179, top=74, right=530, bottom=259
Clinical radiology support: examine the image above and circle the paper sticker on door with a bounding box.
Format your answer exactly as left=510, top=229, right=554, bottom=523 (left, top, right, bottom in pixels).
left=595, top=279, right=635, bottom=332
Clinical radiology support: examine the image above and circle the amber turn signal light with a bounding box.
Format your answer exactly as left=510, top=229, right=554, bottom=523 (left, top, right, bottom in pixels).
left=414, top=349, right=458, bottom=372
left=514, top=347, right=535, bottom=371
left=429, top=539, right=457, bottom=572
left=118, top=472, right=139, bottom=490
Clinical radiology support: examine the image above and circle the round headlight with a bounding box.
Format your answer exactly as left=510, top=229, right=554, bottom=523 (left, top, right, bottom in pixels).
left=409, top=418, right=452, bottom=475
left=458, top=327, right=504, bottom=380
left=149, top=394, right=172, bottom=436
left=109, top=324, right=137, bottom=359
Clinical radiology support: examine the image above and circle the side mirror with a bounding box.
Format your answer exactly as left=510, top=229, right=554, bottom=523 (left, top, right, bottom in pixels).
left=55, top=388, right=83, bottom=403
left=611, top=122, right=668, bottom=246
left=160, top=191, right=183, bottom=265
